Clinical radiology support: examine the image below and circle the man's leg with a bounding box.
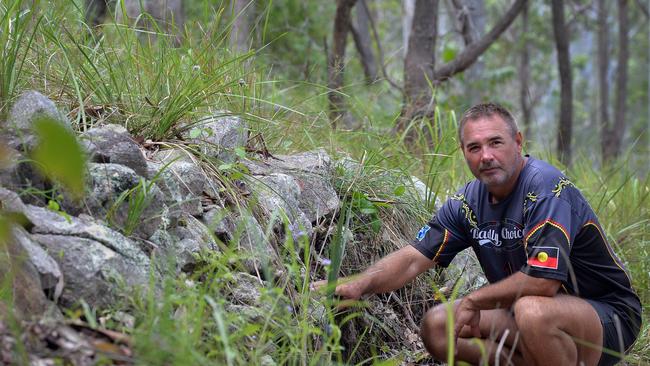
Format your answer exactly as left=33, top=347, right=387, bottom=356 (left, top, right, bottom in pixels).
left=420, top=300, right=527, bottom=365
left=512, top=294, right=603, bottom=366
left=420, top=295, right=604, bottom=366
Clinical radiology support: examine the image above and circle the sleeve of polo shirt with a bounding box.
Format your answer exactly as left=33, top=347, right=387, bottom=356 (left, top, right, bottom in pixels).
left=520, top=195, right=575, bottom=282
left=411, top=199, right=470, bottom=267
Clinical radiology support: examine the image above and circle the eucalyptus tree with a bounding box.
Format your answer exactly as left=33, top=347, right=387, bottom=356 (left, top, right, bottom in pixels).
left=551, top=0, right=572, bottom=165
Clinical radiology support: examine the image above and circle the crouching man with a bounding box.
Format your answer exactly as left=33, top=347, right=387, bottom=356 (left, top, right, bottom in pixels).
left=314, top=103, right=641, bottom=365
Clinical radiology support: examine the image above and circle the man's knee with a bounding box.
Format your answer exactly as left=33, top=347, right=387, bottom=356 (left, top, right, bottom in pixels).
left=420, top=304, right=452, bottom=358
left=513, top=296, right=552, bottom=333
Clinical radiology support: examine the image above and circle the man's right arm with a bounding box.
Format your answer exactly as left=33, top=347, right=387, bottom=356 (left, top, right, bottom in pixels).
left=313, top=245, right=435, bottom=301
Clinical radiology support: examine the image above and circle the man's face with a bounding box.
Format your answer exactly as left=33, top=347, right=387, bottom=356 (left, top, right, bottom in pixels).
left=461, top=115, right=523, bottom=191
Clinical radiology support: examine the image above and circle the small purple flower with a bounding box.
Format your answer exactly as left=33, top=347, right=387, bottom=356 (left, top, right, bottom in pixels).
left=289, top=223, right=307, bottom=241
left=321, top=258, right=332, bottom=266
left=285, top=305, right=294, bottom=313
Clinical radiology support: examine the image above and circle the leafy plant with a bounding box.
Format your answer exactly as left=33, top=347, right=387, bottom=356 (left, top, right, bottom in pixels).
left=30, top=116, right=87, bottom=201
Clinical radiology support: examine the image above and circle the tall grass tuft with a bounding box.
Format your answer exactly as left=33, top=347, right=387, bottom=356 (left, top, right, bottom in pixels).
left=0, top=0, right=41, bottom=116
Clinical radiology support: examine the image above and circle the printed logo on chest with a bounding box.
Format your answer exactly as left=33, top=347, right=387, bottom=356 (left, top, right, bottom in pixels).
left=470, top=219, right=523, bottom=248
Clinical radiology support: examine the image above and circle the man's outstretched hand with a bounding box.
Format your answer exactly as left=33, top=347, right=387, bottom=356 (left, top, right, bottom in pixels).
left=310, top=277, right=366, bottom=308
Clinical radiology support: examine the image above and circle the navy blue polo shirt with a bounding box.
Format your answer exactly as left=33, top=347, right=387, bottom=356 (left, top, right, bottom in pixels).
left=413, top=156, right=641, bottom=321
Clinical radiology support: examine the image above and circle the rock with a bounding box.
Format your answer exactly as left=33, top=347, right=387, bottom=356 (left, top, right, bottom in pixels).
left=21, top=204, right=153, bottom=309
left=245, top=149, right=332, bottom=175
left=0, top=148, right=48, bottom=205
left=201, top=205, right=235, bottom=240
left=81, top=124, right=148, bottom=177
left=292, top=173, right=339, bottom=224
left=12, top=227, right=63, bottom=300
left=63, top=163, right=169, bottom=239
left=409, top=176, right=429, bottom=202
left=260, top=355, right=277, bottom=366
left=111, top=180, right=168, bottom=240
left=30, top=233, right=150, bottom=309
left=182, top=113, right=248, bottom=162
left=3, top=91, right=68, bottom=151
left=232, top=213, right=278, bottom=276
left=0, top=229, right=58, bottom=321
left=172, top=214, right=218, bottom=272
left=444, top=250, right=487, bottom=296
left=0, top=185, right=28, bottom=214
left=147, top=156, right=213, bottom=217
left=227, top=272, right=265, bottom=306
left=250, top=173, right=313, bottom=238
left=83, top=163, right=140, bottom=214
left=24, top=204, right=151, bottom=269
left=244, top=149, right=339, bottom=226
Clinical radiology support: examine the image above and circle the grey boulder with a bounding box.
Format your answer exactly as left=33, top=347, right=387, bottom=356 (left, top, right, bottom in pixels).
left=3, top=91, right=68, bottom=151
left=182, top=113, right=248, bottom=162
left=23, top=204, right=153, bottom=309
left=81, top=124, right=148, bottom=177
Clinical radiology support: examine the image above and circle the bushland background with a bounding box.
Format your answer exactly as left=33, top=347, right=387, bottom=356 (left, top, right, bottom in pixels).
left=0, top=0, right=648, bottom=364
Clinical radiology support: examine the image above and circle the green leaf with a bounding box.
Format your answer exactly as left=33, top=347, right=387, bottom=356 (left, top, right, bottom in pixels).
left=442, top=45, right=457, bottom=63
left=31, top=117, right=86, bottom=200
left=188, top=128, right=202, bottom=139
left=370, top=216, right=381, bottom=234
left=393, top=185, right=406, bottom=196
left=234, top=146, right=246, bottom=159
left=218, top=163, right=234, bottom=171
left=47, top=199, right=60, bottom=211
left=360, top=207, right=377, bottom=215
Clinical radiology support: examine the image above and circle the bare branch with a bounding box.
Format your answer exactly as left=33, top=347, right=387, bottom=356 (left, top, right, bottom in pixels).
left=635, top=0, right=649, bottom=18
left=434, top=0, right=527, bottom=81
left=363, top=0, right=403, bottom=92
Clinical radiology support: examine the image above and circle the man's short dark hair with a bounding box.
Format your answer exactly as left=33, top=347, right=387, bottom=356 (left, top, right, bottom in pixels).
left=458, top=103, right=519, bottom=145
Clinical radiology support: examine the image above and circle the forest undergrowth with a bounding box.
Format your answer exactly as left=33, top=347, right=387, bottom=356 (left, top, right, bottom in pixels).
left=0, top=1, right=648, bottom=365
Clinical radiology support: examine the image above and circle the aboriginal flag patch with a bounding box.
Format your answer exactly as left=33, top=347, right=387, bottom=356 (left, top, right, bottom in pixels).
left=527, top=246, right=559, bottom=269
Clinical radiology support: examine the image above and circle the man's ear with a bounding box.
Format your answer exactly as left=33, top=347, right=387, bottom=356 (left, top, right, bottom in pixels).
left=515, top=131, right=523, bottom=152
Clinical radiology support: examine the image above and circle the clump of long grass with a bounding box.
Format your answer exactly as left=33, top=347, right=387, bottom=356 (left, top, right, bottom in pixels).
left=0, top=0, right=41, bottom=116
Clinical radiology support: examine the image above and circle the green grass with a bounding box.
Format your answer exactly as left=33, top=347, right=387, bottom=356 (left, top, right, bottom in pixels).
left=0, top=1, right=647, bottom=365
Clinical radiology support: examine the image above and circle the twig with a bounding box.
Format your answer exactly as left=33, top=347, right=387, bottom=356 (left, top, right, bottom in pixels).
left=363, top=0, right=403, bottom=92
left=635, top=0, right=649, bottom=18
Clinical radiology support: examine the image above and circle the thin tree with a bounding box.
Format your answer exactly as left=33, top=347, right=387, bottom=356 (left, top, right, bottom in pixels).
left=551, top=0, right=572, bottom=165
left=328, top=0, right=358, bottom=129
left=230, top=0, right=255, bottom=53
left=610, top=0, right=630, bottom=160
left=350, top=0, right=378, bottom=84
left=396, top=0, right=438, bottom=135
left=597, top=0, right=629, bottom=164
left=597, top=0, right=611, bottom=162
left=519, top=0, right=532, bottom=138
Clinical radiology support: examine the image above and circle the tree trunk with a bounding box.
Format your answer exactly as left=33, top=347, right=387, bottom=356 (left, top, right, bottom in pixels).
left=597, top=0, right=612, bottom=162
left=351, top=0, right=378, bottom=84
left=328, top=0, right=358, bottom=129
left=551, top=0, right=572, bottom=165
left=402, top=0, right=416, bottom=58
left=117, top=0, right=185, bottom=45
left=396, top=0, right=438, bottom=136
left=611, top=0, right=629, bottom=158
left=519, top=0, right=532, bottom=138
left=85, top=0, right=109, bottom=26
left=230, top=0, right=255, bottom=53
